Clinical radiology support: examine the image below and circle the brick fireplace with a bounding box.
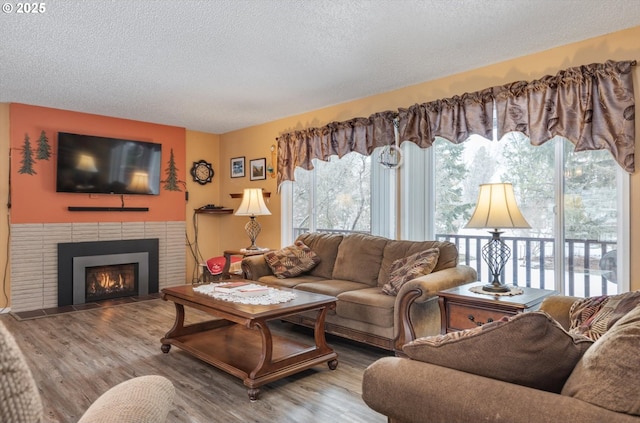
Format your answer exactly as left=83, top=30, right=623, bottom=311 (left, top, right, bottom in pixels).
left=10, top=221, right=185, bottom=313
left=57, top=238, right=159, bottom=306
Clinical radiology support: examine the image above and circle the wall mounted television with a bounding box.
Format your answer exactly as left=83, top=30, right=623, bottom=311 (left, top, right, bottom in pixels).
left=56, top=132, right=162, bottom=195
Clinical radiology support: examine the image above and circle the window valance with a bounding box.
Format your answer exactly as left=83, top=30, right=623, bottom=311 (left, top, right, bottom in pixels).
left=277, top=60, right=636, bottom=188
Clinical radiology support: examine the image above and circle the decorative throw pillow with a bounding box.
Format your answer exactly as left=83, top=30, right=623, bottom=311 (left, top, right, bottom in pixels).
left=561, top=303, right=640, bottom=415
left=0, top=321, right=43, bottom=423
left=382, top=248, right=440, bottom=295
left=568, top=290, right=640, bottom=340
left=402, top=312, right=594, bottom=393
left=264, top=240, right=321, bottom=278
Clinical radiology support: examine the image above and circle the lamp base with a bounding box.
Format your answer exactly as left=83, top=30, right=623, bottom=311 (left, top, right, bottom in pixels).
left=482, top=282, right=511, bottom=293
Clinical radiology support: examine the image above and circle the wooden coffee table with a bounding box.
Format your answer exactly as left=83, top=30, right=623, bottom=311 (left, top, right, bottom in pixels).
left=160, top=283, right=338, bottom=401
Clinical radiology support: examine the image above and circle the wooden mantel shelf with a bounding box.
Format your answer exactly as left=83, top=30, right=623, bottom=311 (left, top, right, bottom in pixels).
left=194, top=208, right=234, bottom=214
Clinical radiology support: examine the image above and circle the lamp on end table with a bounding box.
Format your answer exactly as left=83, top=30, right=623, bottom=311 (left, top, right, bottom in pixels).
left=465, top=183, right=531, bottom=293
left=234, top=188, right=271, bottom=250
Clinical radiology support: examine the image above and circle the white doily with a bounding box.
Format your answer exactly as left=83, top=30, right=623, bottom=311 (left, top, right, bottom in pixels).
left=469, top=285, right=524, bottom=296
left=193, top=283, right=296, bottom=305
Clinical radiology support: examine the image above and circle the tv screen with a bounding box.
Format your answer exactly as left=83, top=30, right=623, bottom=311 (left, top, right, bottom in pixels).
left=56, top=132, right=162, bottom=195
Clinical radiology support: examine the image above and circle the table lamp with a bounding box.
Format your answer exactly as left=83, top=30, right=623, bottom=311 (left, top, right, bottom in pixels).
left=465, top=183, right=531, bottom=293
left=235, top=188, right=271, bottom=250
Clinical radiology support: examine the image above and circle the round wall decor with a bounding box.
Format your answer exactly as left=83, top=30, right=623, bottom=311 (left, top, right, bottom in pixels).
left=190, top=160, right=214, bottom=185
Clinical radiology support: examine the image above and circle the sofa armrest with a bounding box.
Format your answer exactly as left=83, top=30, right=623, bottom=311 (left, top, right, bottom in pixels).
left=78, top=375, right=175, bottom=423
left=241, top=255, right=273, bottom=280
left=392, top=265, right=477, bottom=349
left=396, top=265, right=478, bottom=303
left=539, top=295, right=580, bottom=330
left=362, top=357, right=637, bottom=423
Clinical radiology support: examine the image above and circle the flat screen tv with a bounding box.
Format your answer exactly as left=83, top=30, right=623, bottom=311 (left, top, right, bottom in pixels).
left=56, top=132, right=162, bottom=195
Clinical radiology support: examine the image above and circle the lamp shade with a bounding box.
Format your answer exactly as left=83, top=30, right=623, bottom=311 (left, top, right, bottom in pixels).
left=76, top=154, right=98, bottom=172
left=235, top=188, right=272, bottom=217
left=127, top=171, right=149, bottom=193
left=466, top=183, right=530, bottom=230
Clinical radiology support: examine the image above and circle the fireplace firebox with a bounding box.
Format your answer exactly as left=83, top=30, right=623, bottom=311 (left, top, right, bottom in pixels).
left=58, top=239, right=159, bottom=307
left=85, top=263, right=138, bottom=302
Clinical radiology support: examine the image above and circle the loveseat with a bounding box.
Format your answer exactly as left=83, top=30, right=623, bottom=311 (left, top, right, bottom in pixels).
left=241, top=232, right=477, bottom=351
left=362, top=293, right=640, bottom=423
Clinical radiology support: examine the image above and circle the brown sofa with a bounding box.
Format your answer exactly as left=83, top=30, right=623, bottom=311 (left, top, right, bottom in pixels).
left=362, top=295, right=640, bottom=423
left=241, top=232, right=477, bottom=351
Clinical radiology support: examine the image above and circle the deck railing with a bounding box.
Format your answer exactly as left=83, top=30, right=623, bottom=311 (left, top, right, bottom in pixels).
left=293, top=228, right=618, bottom=296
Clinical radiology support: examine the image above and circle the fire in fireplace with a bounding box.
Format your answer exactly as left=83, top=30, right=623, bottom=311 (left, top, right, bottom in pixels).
left=85, top=263, right=138, bottom=302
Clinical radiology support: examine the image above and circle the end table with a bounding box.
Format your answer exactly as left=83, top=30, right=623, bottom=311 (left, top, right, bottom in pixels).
left=438, top=282, right=557, bottom=333
left=222, top=248, right=272, bottom=279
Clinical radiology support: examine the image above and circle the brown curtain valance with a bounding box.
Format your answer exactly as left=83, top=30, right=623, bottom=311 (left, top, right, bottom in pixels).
left=277, top=110, right=397, bottom=186
left=493, top=60, right=636, bottom=173
left=398, top=87, right=495, bottom=148
left=277, top=60, right=636, bottom=187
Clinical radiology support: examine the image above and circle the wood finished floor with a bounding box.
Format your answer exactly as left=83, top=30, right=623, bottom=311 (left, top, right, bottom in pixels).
left=1, top=298, right=391, bottom=423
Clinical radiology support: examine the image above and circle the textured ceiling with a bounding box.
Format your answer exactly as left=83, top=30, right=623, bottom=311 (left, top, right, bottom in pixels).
left=1, top=0, right=640, bottom=134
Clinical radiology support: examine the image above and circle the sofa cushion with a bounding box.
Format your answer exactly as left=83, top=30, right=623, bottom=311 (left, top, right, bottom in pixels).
left=568, top=290, right=640, bottom=340
left=294, top=279, right=370, bottom=297
left=337, top=287, right=395, bottom=328
left=382, top=248, right=440, bottom=295
left=0, top=321, right=43, bottom=423
left=257, top=274, right=326, bottom=289
left=296, top=233, right=343, bottom=279
left=561, top=304, right=640, bottom=415
left=333, top=233, right=388, bottom=286
left=402, top=312, right=593, bottom=393
left=264, top=240, right=321, bottom=278
left=379, top=240, right=458, bottom=286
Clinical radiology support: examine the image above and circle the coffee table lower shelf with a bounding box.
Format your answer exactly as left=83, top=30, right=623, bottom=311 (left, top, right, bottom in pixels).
left=161, top=320, right=338, bottom=400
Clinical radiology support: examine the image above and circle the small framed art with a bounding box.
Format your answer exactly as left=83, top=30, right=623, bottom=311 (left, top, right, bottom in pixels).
left=249, top=158, right=267, bottom=181
left=230, top=157, right=245, bottom=178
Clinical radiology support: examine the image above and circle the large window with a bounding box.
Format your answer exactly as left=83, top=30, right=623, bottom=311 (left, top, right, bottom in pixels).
left=283, top=134, right=628, bottom=296
left=431, top=133, right=626, bottom=296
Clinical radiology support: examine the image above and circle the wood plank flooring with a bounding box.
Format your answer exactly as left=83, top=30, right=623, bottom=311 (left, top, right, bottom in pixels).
left=1, top=298, right=391, bottom=423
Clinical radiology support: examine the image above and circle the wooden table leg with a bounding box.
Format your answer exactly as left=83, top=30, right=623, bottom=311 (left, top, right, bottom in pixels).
left=161, top=299, right=185, bottom=353
left=221, top=252, right=233, bottom=279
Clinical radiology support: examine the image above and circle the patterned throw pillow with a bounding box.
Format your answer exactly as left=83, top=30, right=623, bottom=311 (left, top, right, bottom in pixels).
left=561, top=303, right=640, bottom=415
left=382, top=248, right=440, bottom=295
left=264, top=241, right=321, bottom=278
left=568, top=291, right=640, bottom=340
left=403, top=312, right=594, bottom=393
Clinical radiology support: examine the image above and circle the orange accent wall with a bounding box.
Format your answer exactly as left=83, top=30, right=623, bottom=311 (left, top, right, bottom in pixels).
left=10, top=103, right=186, bottom=223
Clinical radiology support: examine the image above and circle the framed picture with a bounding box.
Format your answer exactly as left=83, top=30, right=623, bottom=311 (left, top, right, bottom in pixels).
left=230, top=156, right=245, bottom=178
left=249, top=158, right=267, bottom=181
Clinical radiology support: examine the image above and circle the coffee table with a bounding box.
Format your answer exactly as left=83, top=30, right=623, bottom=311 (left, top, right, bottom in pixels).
left=160, top=283, right=338, bottom=401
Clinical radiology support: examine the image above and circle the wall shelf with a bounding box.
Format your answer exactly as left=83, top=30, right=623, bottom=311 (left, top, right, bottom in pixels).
left=68, top=206, right=149, bottom=212
left=194, top=208, right=234, bottom=214
left=229, top=192, right=271, bottom=199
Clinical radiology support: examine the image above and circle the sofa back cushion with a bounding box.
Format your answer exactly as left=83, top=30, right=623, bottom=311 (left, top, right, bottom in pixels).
left=0, top=321, right=43, bottom=423
left=333, top=233, right=388, bottom=286
left=403, top=312, right=593, bottom=393
left=379, top=240, right=458, bottom=286
left=561, top=303, right=640, bottom=415
left=296, top=232, right=343, bottom=279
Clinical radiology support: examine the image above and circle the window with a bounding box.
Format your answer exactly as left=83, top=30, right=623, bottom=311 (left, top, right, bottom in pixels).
left=429, top=133, right=627, bottom=296
left=283, top=134, right=628, bottom=297
left=283, top=149, right=396, bottom=243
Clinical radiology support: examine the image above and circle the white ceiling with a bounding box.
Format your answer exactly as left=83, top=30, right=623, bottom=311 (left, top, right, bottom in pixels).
left=2, top=0, right=640, bottom=134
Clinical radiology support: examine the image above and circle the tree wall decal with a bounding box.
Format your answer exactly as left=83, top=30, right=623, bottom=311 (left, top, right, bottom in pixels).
left=18, top=133, right=36, bottom=175
left=163, top=148, right=181, bottom=191
left=36, top=130, right=51, bottom=160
